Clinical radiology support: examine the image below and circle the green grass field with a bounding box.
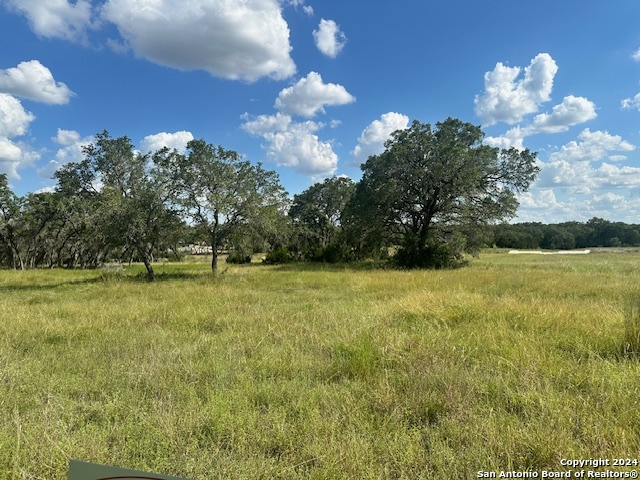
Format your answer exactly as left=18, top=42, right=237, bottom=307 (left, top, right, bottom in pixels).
left=2, top=252, right=640, bottom=479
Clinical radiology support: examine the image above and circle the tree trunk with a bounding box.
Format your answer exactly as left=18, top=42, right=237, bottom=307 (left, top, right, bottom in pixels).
left=142, top=253, right=155, bottom=282
left=14, top=249, right=24, bottom=270
left=211, top=221, right=219, bottom=273
left=211, top=240, right=218, bottom=272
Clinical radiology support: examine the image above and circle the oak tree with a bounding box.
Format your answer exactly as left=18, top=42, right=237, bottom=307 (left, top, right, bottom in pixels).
left=346, top=118, right=539, bottom=268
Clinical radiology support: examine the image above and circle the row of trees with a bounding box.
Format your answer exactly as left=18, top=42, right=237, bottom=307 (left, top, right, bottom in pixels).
left=0, top=132, right=289, bottom=280
left=0, top=119, right=541, bottom=279
left=492, top=219, right=640, bottom=250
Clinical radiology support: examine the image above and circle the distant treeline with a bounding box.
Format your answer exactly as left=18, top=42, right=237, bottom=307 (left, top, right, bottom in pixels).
left=491, top=218, right=640, bottom=250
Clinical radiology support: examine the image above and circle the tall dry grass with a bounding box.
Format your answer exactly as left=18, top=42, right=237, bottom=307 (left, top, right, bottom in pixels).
left=1, top=252, right=639, bottom=479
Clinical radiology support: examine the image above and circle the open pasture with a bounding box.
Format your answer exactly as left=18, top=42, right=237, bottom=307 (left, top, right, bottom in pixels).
left=1, top=252, right=640, bottom=479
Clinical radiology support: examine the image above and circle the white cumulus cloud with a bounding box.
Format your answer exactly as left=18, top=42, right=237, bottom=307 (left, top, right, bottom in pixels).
left=4, top=0, right=96, bottom=43
left=514, top=188, right=640, bottom=223
left=549, top=129, right=635, bottom=164
left=622, top=93, right=640, bottom=111
left=633, top=48, right=640, bottom=61
left=0, top=94, right=34, bottom=138
left=0, top=60, right=74, bottom=105
left=537, top=160, right=640, bottom=195
left=101, top=0, right=296, bottom=82
left=38, top=128, right=93, bottom=178
left=484, top=96, right=597, bottom=149
left=140, top=131, right=194, bottom=153
left=0, top=93, right=39, bottom=178
left=53, top=128, right=81, bottom=146
left=484, top=127, right=526, bottom=151
left=528, top=95, right=596, bottom=134
left=534, top=129, right=637, bottom=195
left=352, top=112, right=409, bottom=163
left=274, top=71, right=355, bottom=117
left=313, top=19, right=347, bottom=58
left=474, top=53, right=558, bottom=126
left=242, top=112, right=338, bottom=176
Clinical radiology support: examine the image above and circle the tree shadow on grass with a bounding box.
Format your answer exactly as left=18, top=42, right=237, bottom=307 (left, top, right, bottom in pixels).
left=262, top=259, right=393, bottom=273
left=0, top=259, right=394, bottom=291
left=96, top=269, right=223, bottom=284
left=0, top=268, right=216, bottom=291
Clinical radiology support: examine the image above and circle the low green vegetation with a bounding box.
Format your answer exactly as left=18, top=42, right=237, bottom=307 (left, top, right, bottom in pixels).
left=2, top=252, right=640, bottom=479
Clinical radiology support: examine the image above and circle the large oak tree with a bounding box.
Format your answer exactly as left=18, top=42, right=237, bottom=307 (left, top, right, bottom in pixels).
left=345, top=118, right=539, bottom=268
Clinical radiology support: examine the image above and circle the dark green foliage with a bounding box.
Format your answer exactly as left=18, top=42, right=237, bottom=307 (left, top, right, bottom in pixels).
left=0, top=173, right=25, bottom=269
left=493, top=222, right=544, bottom=249
left=4, top=120, right=640, bottom=275
left=62, top=131, right=183, bottom=281
left=226, top=251, right=252, bottom=264
left=492, top=218, right=640, bottom=250
left=541, top=225, right=576, bottom=250
left=395, top=231, right=469, bottom=269
left=155, top=139, right=288, bottom=272
left=288, top=176, right=355, bottom=262
left=345, top=118, right=539, bottom=268
left=262, top=247, right=292, bottom=264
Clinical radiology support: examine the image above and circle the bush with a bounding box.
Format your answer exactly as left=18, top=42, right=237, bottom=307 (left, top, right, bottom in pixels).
left=394, top=234, right=468, bottom=269
left=262, top=247, right=292, bottom=264
left=226, top=251, right=252, bottom=264
left=310, top=243, right=352, bottom=263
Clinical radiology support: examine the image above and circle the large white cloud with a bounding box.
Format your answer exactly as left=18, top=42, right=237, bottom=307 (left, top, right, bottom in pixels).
left=484, top=96, right=597, bottom=150
left=549, top=129, right=635, bottom=164
left=533, top=129, right=637, bottom=195
left=0, top=60, right=74, bottom=105
left=242, top=112, right=338, bottom=176
left=474, top=53, right=558, bottom=126
left=101, top=0, right=296, bottom=82
left=351, top=112, right=409, bottom=163
left=515, top=188, right=640, bottom=223
left=313, top=19, right=347, bottom=58
left=4, top=0, right=95, bottom=43
left=242, top=112, right=293, bottom=136
left=0, top=94, right=34, bottom=138
left=140, top=131, right=194, bottom=153
left=0, top=94, right=39, bottom=178
left=528, top=95, right=596, bottom=134
left=484, top=127, right=526, bottom=151
left=274, top=71, right=355, bottom=117
left=37, top=129, right=94, bottom=178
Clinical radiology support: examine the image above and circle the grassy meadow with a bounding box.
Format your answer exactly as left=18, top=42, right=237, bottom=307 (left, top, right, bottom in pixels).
left=1, top=252, right=640, bottom=479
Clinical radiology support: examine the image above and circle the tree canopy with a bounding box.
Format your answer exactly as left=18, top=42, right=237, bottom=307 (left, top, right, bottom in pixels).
left=18, top=119, right=640, bottom=275
left=288, top=176, right=355, bottom=261
left=155, top=139, right=288, bottom=272
left=345, top=118, right=539, bottom=267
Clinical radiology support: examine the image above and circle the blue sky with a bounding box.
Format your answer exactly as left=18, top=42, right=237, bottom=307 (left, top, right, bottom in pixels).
left=2, top=0, right=640, bottom=223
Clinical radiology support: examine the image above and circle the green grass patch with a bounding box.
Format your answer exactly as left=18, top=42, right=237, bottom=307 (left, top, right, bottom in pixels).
left=2, top=253, right=640, bottom=478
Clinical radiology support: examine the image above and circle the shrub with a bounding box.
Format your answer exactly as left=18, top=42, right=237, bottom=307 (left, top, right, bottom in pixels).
left=226, top=251, right=252, bottom=264
left=262, top=247, right=292, bottom=264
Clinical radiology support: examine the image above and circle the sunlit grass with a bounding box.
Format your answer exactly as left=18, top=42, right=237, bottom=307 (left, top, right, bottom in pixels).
left=1, top=252, right=640, bottom=479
